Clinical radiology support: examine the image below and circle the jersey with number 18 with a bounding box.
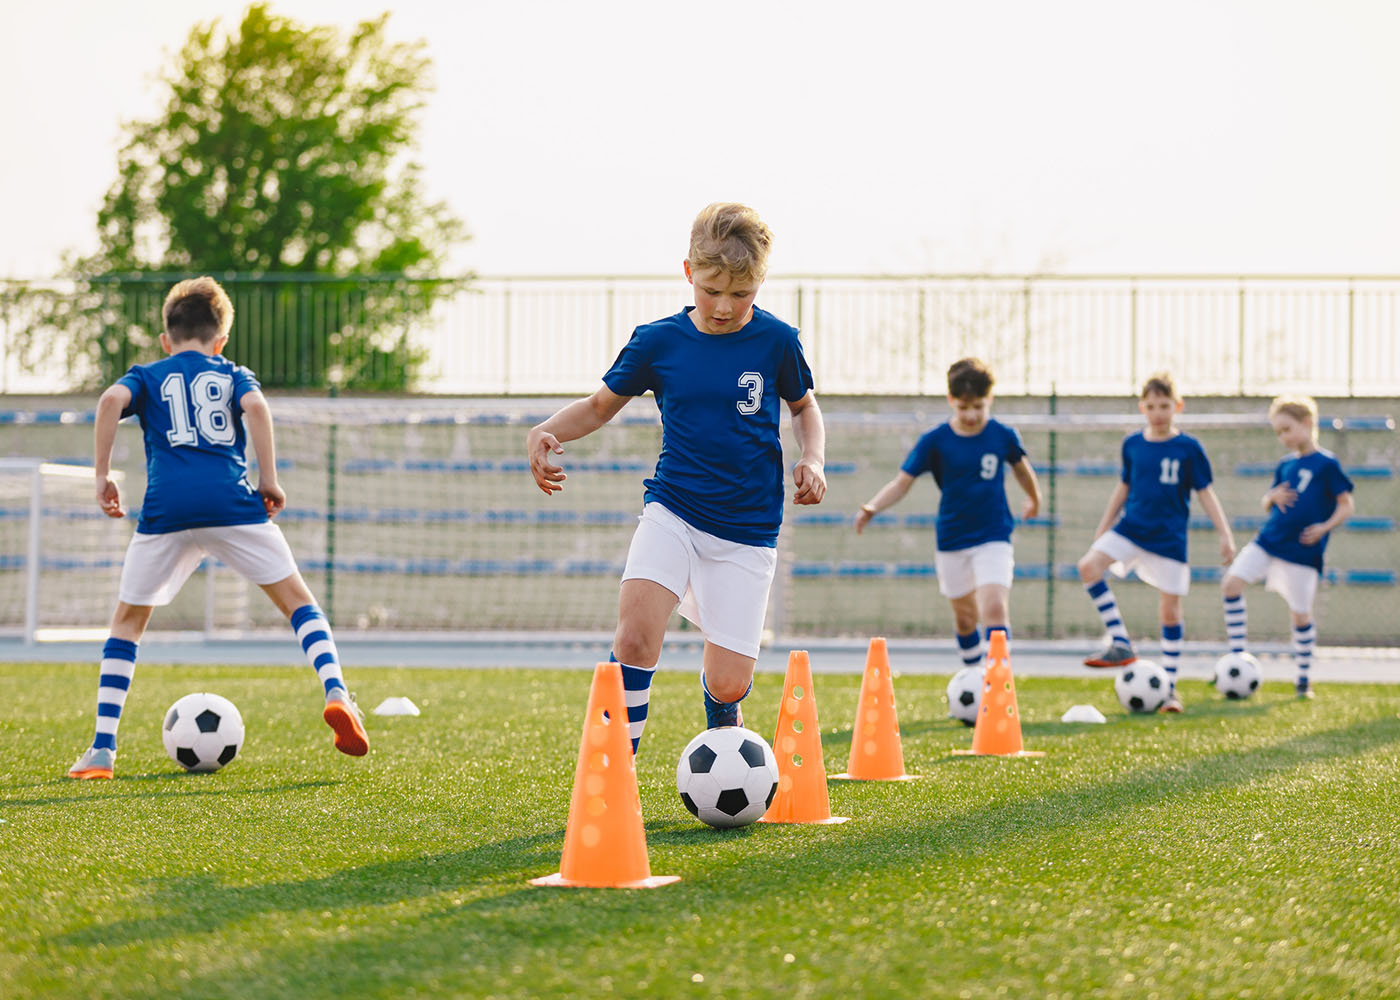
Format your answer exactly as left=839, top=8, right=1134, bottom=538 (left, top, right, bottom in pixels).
left=118, top=352, right=268, bottom=534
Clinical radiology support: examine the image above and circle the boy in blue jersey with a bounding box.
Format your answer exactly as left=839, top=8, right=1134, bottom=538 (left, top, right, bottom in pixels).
left=1221, top=395, right=1354, bottom=699
left=67, top=277, right=368, bottom=779
left=526, top=204, right=826, bottom=753
left=1077, top=373, right=1235, bottom=711
left=854, top=358, right=1040, bottom=676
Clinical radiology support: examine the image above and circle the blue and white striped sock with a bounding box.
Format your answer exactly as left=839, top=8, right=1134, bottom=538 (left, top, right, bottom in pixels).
left=1223, top=595, right=1247, bottom=653
left=956, top=630, right=983, bottom=669
left=1293, top=622, right=1316, bottom=692
left=92, top=637, right=137, bottom=751
left=290, top=605, right=345, bottom=696
left=1161, top=622, right=1183, bottom=690
left=611, top=652, right=656, bottom=755
left=1086, top=580, right=1131, bottom=646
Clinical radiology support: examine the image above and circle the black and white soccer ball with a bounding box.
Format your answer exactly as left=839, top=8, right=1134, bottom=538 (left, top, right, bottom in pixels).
left=1114, top=658, right=1170, bottom=714
left=1214, top=652, right=1262, bottom=700
left=162, top=693, right=245, bottom=772
left=946, top=666, right=984, bottom=726
left=676, top=726, right=778, bottom=828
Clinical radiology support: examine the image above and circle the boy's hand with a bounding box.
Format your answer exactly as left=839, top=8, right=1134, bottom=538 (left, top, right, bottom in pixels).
left=1299, top=523, right=1328, bottom=546
left=792, top=458, right=826, bottom=505
left=1267, top=484, right=1297, bottom=510
left=1021, top=496, right=1040, bottom=520
left=96, top=476, right=125, bottom=518
left=260, top=481, right=287, bottom=518
left=854, top=506, right=874, bottom=534
left=1219, top=535, right=1236, bottom=564
left=527, top=428, right=567, bottom=495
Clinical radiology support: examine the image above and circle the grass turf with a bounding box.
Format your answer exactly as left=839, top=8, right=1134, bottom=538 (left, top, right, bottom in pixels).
left=3, top=661, right=1398, bottom=999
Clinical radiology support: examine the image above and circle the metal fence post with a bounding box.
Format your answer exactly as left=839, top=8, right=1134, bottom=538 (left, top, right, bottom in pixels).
left=1237, top=280, right=1247, bottom=396
left=1045, top=387, right=1057, bottom=639
left=1023, top=278, right=1033, bottom=392
left=1347, top=279, right=1355, bottom=397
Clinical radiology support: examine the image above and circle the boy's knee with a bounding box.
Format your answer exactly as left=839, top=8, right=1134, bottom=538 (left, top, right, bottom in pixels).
left=705, top=674, right=751, bottom=703
left=1077, top=555, right=1100, bottom=583
left=613, top=625, right=661, bottom=668
left=1221, top=576, right=1245, bottom=599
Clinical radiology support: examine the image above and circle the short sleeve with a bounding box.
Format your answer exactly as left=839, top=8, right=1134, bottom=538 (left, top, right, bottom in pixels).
left=1190, top=439, right=1213, bottom=489
left=1120, top=436, right=1132, bottom=484
left=776, top=331, right=815, bottom=403
left=116, top=366, right=145, bottom=419
left=900, top=431, right=937, bottom=478
left=1003, top=424, right=1026, bottom=464
left=1327, top=458, right=1355, bottom=497
left=231, top=364, right=261, bottom=404
left=602, top=327, right=656, bottom=398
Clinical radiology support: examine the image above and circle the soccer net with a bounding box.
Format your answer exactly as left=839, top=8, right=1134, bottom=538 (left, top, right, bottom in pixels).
left=2, top=400, right=1395, bottom=644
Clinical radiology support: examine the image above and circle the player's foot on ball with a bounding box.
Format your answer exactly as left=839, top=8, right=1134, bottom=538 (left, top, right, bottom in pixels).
left=67, top=746, right=115, bottom=779
left=705, top=700, right=743, bottom=729
left=1160, top=694, right=1184, bottom=713
left=1296, top=684, right=1314, bottom=700
left=323, top=688, right=369, bottom=756
left=1084, top=641, right=1137, bottom=668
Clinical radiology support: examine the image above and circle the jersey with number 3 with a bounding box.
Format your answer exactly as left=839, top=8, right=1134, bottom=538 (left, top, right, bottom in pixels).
left=1112, top=431, right=1213, bottom=562
left=1255, top=449, right=1353, bottom=571
left=901, top=419, right=1026, bottom=552
left=118, top=352, right=267, bottom=534
left=603, top=306, right=814, bottom=546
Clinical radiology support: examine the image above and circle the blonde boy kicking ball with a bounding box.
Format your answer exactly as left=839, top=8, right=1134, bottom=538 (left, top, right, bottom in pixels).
left=526, top=203, right=826, bottom=754
left=68, top=277, right=368, bottom=779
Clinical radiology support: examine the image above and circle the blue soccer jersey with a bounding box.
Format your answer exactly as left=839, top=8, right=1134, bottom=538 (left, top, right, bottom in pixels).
left=900, top=419, right=1026, bottom=552
left=117, top=351, right=268, bottom=534
left=603, top=306, right=814, bottom=547
left=1111, top=431, right=1214, bottom=563
left=1254, top=449, right=1354, bottom=572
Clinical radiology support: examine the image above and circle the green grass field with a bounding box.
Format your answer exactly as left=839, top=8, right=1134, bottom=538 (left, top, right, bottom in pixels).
left=4, top=661, right=1399, bottom=999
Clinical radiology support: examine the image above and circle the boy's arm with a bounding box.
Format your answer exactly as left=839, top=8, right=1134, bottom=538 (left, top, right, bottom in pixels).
left=787, top=391, right=826, bottom=506
left=94, top=383, right=132, bottom=518
left=526, top=386, right=630, bottom=496
left=855, top=472, right=916, bottom=534
left=1092, top=481, right=1130, bottom=538
left=240, top=391, right=285, bottom=517
left=1010, top=456, right=1040, bottom=520
left=1196, top=484, right=1236, bottom=564
left=1300, top=491, right=1354, bottom=546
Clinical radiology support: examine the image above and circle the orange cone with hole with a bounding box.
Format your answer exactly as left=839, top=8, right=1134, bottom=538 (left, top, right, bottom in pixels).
left=760, top=650, right=850, bottom=824
left=531, top=662, right=680, bottom=888
left=955, top=630, right=1044, bottom=758
left=833, top=637, right=920, bottom=781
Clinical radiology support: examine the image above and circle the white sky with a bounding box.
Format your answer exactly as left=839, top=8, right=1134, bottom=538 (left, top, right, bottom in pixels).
left=3, top=0, right=1399, bottom=277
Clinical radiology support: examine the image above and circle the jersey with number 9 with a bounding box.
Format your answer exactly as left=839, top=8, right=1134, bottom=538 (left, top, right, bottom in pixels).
left=118, top=352, right=268, bottom=534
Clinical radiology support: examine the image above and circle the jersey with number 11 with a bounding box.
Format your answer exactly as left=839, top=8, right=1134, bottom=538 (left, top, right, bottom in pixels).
left=118, top=351, right=268, bottom=534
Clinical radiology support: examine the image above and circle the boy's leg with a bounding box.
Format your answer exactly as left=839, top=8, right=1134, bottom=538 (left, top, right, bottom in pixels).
left=701, top=643, right=756, bottom=729
left=1291, top=612, right=1316, bottom=698
left=1222, top=577, right=1249, bottom=654
left=949, top=592, right=982, bottom=667
left=1159, top=592, right=1184, bottom=712
left=260, top=572, right=368, bottom=756
left=69, top=602, right=154, bottom=778
left=1078, top=550, right=1135, bottom=665
left=974, top=583, right=1011, bottom=648
left=613, top=578, right=678, bottom=753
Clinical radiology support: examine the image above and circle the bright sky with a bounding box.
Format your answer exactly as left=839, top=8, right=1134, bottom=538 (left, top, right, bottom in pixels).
left=3, top=0, right=1399, bottom=277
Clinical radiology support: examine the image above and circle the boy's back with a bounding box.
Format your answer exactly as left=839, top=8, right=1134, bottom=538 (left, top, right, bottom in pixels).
left=119, top=351, right=267, bottom=534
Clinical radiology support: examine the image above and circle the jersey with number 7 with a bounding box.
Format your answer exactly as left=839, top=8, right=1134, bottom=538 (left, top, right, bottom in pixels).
left=117, top=352, right=268, bottom=533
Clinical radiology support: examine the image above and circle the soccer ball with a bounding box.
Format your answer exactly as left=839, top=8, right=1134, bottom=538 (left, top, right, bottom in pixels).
left=676, top=726, right=779, bottom=829
left=162, top=693, right=244, bottom=772
left=1214, top=652, right=1262, bottom=700
left=1115, top=659, right=1170, bottom=714
left=946, top=667, right=984, bottom=726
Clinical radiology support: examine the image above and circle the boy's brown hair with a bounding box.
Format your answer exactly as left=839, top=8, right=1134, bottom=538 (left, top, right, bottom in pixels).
left=163, top=276, right=234, bottom=344
left=947, top=357, right=994, bottom=399
left=687, top=203, right=773, bottom=285
left=1140, top=371, right=1178, bottom=400
left=1269, top=394, right=1320, bottom=440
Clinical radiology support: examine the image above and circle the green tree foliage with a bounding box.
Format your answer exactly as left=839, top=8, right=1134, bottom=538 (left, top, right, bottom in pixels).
left=22, top=4, right=465, bottom=390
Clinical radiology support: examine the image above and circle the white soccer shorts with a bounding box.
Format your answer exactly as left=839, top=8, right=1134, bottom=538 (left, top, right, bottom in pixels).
left=621, top=502, right=777, bottom=659
left=934, top=540, right=1015, bottom=599
left=1226, top=541, right=1319, bottom=614
left=118, top=522, right=299, bottom=607
left=1091, top=530, right=1191, bottom=596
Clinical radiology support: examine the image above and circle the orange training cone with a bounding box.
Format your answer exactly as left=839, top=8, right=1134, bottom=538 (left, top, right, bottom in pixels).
left=531, top=662, right=680, bottom=888
left=953, top=630, right=1044, bottom=758
left=833, top=637, right=920, bottom=781
left=760, top=650, right=850, bottom=824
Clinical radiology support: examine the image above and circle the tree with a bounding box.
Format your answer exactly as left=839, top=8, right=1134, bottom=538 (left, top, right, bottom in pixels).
left=22, top=4, right=466, bottom=389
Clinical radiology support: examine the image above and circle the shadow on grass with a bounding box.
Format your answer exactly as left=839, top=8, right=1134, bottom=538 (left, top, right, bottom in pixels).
left=3, top=778, right=338, bottom=809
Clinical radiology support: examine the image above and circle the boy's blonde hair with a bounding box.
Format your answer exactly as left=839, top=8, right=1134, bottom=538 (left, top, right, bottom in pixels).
left=1140, top=371, right=1178, bottom=400
left=1269, top=394, right=1320, bottom=440
left=947, top=357, right=994, bottom=399
left=687, top=203, right=773, bottom=284
left=163, top=276, right=234, bottom=344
